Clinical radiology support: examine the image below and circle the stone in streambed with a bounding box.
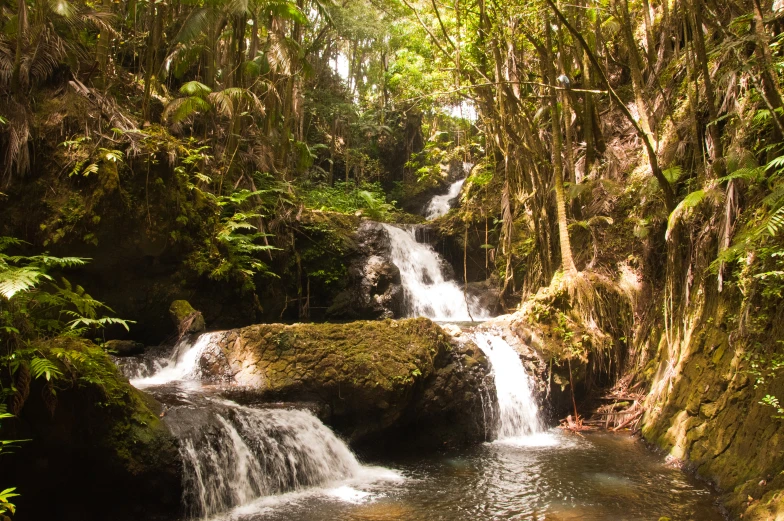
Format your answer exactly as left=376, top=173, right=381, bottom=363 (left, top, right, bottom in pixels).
left=197, top=318, right=495, bottom=444
left=104, top=339, right=145, bottom=356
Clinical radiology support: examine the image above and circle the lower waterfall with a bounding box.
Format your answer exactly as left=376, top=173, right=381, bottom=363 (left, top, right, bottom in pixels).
left=121, top=334, right=394, bottom=519
left=167, top=401, right=363, bottom=519
left=468, top=331, right=543, bottom=439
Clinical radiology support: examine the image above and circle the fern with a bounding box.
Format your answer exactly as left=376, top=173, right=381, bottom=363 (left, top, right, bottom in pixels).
left=0, top=487, right=18, bottom=516
left=666, top=190, right=707, bottom=240
left=0, top=238, right=128, bottom=338
left=0, top=267, right=52, bottom=299
left=768, top=206, right=784, bottom=236
left=30, top=356, right=63, bottom=382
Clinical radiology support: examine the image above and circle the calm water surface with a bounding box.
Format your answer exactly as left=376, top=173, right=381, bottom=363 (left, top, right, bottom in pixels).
left=214, top=430, right=723, bottom=521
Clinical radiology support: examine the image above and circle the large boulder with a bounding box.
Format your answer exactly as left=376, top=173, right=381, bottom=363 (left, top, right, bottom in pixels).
left=196, top=318, right=495, bottom=444
left=326, top=221, right=403, bottom=319
left=3, top=337, right=181, bottom=521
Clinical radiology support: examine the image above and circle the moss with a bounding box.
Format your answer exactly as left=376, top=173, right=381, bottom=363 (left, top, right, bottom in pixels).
left=641, top=325, right=784, bottom=520
left=217, top=318, right=460, bottom=440
left=7, top=336, right=181, bottom=518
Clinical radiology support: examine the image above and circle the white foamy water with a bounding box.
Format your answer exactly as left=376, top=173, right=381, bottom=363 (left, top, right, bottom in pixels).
left=425, top=178, right=466, bottom=219
left=382, top=223, right=487, bottom=321
left=169, top=403, right=376, bottom=519
left=130, top=332, right=221, bottom=388
left=123, top=332, right=401, bottom=520
left=469, top=331, right=543, bottom=439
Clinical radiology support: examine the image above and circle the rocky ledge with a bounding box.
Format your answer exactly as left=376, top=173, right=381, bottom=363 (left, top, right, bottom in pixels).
left=187, top=318, right=496, bottom=445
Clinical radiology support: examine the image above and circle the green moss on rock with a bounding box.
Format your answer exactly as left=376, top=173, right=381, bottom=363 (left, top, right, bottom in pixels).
left=5, top=337, right=181, bottom=520
left=169, top=299, right=206, bottom=334
left=209, top=318, right=492, bottom=443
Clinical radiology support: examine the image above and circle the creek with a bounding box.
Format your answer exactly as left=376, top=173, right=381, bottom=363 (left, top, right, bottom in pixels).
left=120, top=181, right=724, bottom=521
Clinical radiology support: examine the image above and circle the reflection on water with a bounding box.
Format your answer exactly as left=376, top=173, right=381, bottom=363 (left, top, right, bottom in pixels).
left=211, top=430, right=722, bottom=521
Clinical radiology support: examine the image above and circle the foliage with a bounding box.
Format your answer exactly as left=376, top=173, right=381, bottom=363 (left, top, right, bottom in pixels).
left=186, top=184, right=283, bottom=291
left=0, top=240, right=132, bottom=343
left=299, top=181, right=398, bottom=220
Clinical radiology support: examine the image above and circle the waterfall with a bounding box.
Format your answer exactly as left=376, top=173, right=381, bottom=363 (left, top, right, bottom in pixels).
left=381, top=223, right=486, bottom=321
left=130, top=332, right=222, bottom=388
left=121, top=332, right=394, bottom=519
left=167, top=401, right=363, bottom=519
left=469, top=331, right=545, bottom=441
left=425, top=178, right=466, bottom=219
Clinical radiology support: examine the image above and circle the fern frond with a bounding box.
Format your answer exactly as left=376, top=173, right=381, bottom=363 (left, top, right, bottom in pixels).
left=666, top=190, right=707, bottom=240
left=30, top=356, right=63, bottom=382
left=0, top=267, right=52, bottom=299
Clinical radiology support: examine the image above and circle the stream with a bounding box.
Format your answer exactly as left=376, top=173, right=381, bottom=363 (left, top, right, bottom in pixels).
left=213, top=431, right=720, bottom=521
left=121, top=180, right=724, bottom=521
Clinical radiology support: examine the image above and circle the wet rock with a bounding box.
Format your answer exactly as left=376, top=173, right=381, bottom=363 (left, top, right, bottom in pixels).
left=326, top=221, right=403, bottom=319
left=196, top=318, right=494, bottom=444
left=464, top=279, right=502, bottom=316
left=169, top=299, right=205, bottom=335
left=104, top=339, right=145, bottom=356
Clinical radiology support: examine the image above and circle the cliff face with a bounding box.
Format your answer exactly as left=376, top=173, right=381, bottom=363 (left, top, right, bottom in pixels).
left=640, top=297, right=784, bottom=520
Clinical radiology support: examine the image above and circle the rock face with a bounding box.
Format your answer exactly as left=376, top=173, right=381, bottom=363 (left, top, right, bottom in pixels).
left=326, top=221, right=403, bottom=319
left=641, top=324, right=784, bottom=520
left=4, top=337, right=181, bottom=521
left=196, top=318, right=495, bottom=444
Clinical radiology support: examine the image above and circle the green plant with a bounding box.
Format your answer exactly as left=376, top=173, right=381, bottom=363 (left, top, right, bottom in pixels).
left=0, top=406, right=22, bottom=518
left=299, top=181, right=398, bottom=220
left=0, top=237, right=132, bottom=344
left=187, top=188, right=281, bottom=291
left=760, top=395, right=784, bottom=419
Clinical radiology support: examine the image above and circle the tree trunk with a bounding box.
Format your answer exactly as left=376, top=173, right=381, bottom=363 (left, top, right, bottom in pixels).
left=545, top=17, right=579, bottom=277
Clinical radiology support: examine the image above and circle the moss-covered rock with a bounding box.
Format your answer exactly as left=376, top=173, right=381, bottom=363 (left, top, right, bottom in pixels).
left=641, top=324, right=784, bottom=521
left=169, top=299, right=206, bottom=335
left=201, top=318, right=494, bottom=443
left=2, top=337, right=181, bottom=521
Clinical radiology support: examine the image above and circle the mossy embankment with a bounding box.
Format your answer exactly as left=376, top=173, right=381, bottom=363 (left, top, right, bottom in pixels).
left=2, top=337, right=181, bottom=521
left=640, top=297, right=784, bottom=520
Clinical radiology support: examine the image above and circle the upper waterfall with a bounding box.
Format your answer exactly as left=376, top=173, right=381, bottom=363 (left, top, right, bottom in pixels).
left=425, top=178, right=466, bottom=219
left=381, top=223, right=487, bottom=321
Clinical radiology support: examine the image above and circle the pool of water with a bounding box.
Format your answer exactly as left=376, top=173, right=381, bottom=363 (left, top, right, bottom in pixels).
left=212, top=430, right=723, bottom=521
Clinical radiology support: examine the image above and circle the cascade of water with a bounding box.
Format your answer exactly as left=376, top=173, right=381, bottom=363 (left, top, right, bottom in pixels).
left=381, top=223, right=486, bottom=321
left=167, top=402, right=363, bottom=519
left=130, top=332, right=221, bottom=388
left=425, top=178, right=466, bottom=220
left=469, top=331, right=542, bottom=439
left=121, top=332, right=392, bottom=519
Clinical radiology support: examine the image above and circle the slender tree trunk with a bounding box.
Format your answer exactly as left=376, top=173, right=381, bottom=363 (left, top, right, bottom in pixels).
left=97, top=0, right=112, bottom=77
left=545, top=17, right=578, bottom=277
left=752, top=0, right=784, bottom=135
left=141, top=4, right=160, bottom=122
left=691, top=0, right=725, bottom=178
